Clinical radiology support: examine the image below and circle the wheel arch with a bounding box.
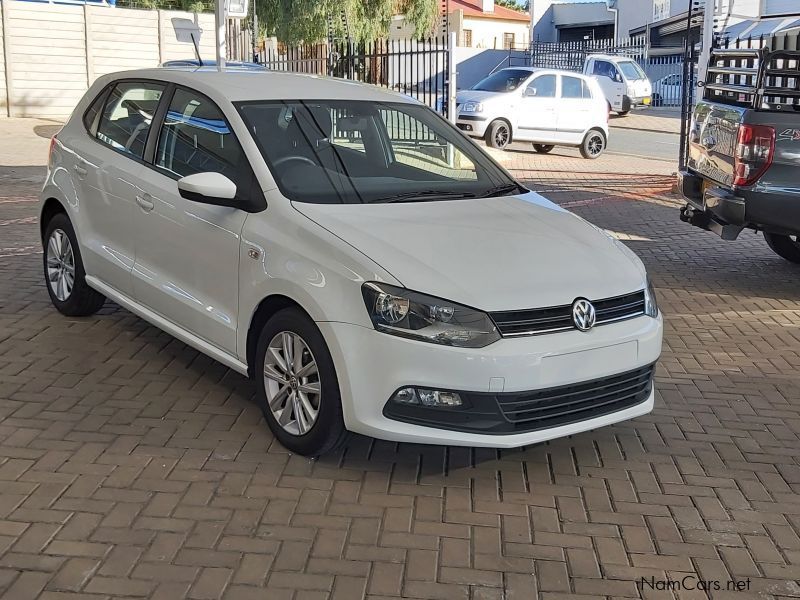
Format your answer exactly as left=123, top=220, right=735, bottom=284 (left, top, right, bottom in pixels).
left=40, top=197, right=67, bottom=241
left=245, top=294, right=314, bottom=378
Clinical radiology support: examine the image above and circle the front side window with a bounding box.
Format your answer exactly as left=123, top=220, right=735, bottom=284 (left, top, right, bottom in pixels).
left=593, top=60, right=619, bottom=81
left=237, top=100, right=517, bottom=205
left=472, top=69, right=532, bottom=92
left=96, top=82, right=165, bottom=159
left=526, top=74, right=556, bottom=98
left=155, top=88, right=250, bottom=191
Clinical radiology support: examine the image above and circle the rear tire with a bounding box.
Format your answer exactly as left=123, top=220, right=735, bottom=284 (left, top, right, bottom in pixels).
left=580, top=129, right=606, bottom=159
left=255, top=307, right=346, bottom=456
left=764, top=232, right=800, bottom=263
left=533, top=144, right=554, bottom=154
left=485, top=120, right=511, bottom=150
left=42, top=213, right=105, bottom=316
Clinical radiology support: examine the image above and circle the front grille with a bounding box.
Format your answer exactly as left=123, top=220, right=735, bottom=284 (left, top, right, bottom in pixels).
left=496, top=364, right=654, bottom=429
left=490, top=290, right=645, bottom=336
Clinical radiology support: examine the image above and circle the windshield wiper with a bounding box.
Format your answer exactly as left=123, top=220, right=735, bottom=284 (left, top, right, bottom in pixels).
left=370, top=190, right=477, bottom=204
left=479, top=183, right=525, bottom=198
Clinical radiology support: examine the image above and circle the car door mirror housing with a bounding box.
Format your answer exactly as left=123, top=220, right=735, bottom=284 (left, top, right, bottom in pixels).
left=524, top=87, right=537, bottom=97
left=178, top=172, right=238, bottom=206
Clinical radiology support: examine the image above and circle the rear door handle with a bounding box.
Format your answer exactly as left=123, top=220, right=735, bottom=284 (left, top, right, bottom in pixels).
left=135, top=194, right=155, bottom=212
left=73, top=165, right=87, bottom=177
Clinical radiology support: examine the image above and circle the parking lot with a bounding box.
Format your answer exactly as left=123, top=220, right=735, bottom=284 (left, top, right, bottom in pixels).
left=1, top=119, right=800, bottom=599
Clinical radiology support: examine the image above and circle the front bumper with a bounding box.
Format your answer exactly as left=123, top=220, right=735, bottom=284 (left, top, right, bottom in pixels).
left=318, top=313, right=662, bottom=447
left=456, top=114, right=489, bottom=136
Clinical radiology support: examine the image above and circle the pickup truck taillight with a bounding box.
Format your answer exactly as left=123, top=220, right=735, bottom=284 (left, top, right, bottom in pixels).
left=733, top=124, right=775, bottom=187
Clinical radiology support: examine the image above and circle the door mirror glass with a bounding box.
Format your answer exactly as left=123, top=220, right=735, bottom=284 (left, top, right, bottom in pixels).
left=178, top=172, right=237, bottom=206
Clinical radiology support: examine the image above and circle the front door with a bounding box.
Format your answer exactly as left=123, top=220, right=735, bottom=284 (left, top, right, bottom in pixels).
left=516, top=74, right=558, bottom=141
left=131, top=87, right=253, bottom=354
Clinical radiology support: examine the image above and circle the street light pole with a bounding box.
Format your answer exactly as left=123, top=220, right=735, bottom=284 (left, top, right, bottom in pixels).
left=215, top=0, right=227, bottom=71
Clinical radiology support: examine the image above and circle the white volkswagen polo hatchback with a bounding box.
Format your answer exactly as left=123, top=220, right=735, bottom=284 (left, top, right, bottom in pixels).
left=40, top=68, right=662, bottom=456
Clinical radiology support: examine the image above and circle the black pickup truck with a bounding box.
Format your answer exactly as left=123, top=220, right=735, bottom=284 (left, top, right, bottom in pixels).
left=678, top=46, right=800, bottom=262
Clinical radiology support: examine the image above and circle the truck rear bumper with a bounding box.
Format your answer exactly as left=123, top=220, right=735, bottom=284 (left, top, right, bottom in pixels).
left=678, top=169, right=800, bottom=238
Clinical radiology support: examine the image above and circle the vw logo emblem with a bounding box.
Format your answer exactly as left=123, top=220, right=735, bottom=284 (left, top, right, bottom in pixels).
left=572, top=298, right=596, bottom=332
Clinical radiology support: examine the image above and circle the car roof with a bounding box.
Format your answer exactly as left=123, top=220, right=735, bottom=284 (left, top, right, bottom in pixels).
left=499, top=66, right=592, bottom=79
left=96, top=68, right=418, bottom=104
left=588, top=54, right=637, bottom=62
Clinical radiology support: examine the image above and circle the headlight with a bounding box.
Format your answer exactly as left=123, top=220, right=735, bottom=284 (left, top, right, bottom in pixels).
left=461, top=101, right=484, bottom=113
left=644, top=278, right=659, bottom=318
left=362, top=283, right=500, bottom=348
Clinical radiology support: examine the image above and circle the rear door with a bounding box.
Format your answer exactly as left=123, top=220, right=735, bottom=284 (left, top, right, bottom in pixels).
left=67, top=80, right=165, bottom=296
left=557, top=75, right=593, bottom=143
left=687, top=100, right=745, bottom=188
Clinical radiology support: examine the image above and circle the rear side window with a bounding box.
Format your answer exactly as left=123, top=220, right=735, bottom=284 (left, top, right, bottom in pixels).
left=155, top=88, right=251, bottom=191
left=562, top=76, right=584, bottom=99
left=96, top=81, right=165, bottom=160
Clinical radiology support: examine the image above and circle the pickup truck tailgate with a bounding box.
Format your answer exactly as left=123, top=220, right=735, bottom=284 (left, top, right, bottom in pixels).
left=687, top=101, right=746, bottom=187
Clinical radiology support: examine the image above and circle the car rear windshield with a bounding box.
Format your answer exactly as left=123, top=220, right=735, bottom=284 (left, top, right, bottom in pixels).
left=471, top=69, right=533, bottom=92
left=236, top=100, right=518, bottom=204
left=618, top=61, right=647, bottom=80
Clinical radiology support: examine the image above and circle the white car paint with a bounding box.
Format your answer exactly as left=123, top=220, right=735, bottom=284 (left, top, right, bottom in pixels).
left=41, top=68, right=662, bottom=451
left=583, top=54, right=653, bottom=114
left=455, top=68, right=609, bottom=150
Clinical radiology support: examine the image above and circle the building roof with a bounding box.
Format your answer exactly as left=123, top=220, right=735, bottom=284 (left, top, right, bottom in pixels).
left=450, top=0, right=530, bottom=23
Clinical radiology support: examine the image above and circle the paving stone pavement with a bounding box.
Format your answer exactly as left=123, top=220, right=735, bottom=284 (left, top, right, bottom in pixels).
left=2, top=142, right=800, bottom=599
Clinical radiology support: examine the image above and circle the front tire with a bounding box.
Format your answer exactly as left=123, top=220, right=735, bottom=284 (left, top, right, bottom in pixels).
left=618, top=110, right=630, bottom=116
left=255, top=308, right=346, bottom=456
left=485, top=120, right=511, bottom=149
left=42, top=213, right=105, bottom=316
left=533, top=144, right=554, bottom=154
left=580, top=129, right=606, bottom=159
left=764, top=232, right=800, bottom=263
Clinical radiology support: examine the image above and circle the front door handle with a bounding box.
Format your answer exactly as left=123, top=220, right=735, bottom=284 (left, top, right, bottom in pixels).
left=73, top=165, right=88, bottom=177
left=135, top=194, right=155, bottom=212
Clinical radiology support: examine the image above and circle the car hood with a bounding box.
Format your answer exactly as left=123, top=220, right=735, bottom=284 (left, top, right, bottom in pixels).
left=293, top=192, right=646, bottom=312
left=456, top=89, right=504, bottom=104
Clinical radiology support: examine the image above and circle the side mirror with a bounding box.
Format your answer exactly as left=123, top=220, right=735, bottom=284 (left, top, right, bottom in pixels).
left=178, top=172, right=237, bottom=207
left=524, top=87, right=537, bottom=97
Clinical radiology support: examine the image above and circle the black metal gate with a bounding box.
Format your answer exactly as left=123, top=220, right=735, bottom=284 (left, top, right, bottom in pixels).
left=255, top=36, right=451, bottom=116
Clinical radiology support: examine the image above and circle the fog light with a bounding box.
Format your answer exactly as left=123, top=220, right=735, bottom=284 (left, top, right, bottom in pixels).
left=392, top=387, right=462, bottom=408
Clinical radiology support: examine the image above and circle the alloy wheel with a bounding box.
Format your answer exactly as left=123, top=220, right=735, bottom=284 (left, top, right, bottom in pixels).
left=494, top=125, right=509, bottom=148
left=587, top=134, right=604, bottom=156
left=263, top=331, right=321, bottom=436
left=46, top=228, right=75, bottom=302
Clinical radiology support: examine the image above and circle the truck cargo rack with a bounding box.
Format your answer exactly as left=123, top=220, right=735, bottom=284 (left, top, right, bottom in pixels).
left=704, top=47, right=800, bottom=112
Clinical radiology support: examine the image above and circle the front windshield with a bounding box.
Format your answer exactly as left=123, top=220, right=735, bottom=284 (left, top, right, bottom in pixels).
left=472, top=69, right=532, bottom=92
left=237, top=100, right=520, bottom=204
left=618, top=61, right=647, bottom=80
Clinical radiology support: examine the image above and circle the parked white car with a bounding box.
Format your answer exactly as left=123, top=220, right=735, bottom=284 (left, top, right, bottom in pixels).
left=41, top=68, right=662, bottom=456
left=583, top=54, right=653, bottom=115
left=455, top=67, right=610, bottom=158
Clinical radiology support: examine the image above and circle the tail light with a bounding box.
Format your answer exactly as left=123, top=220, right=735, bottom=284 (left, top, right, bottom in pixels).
left=733, top=124, right=774, bottom=187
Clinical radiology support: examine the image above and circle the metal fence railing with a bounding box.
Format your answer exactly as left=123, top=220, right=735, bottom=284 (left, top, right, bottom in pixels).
left=238, top=36, right=452, bottom=118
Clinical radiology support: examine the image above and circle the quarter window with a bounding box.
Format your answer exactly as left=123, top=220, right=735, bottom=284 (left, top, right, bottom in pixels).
left=96, top=82, right=165, bottom=159
left=155, top=88, right=249, bottom=191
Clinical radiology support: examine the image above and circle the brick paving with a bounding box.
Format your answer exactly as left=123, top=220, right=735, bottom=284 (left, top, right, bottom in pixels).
left=2, top=120, right=800, bottom=599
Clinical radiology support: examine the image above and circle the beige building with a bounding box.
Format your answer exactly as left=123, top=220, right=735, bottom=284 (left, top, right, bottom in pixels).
left=389, top=0, right=530, bottom=49
left=449, top=0, right=530, bottom=48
